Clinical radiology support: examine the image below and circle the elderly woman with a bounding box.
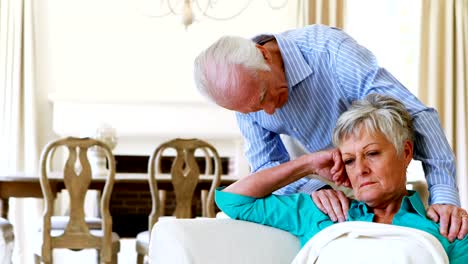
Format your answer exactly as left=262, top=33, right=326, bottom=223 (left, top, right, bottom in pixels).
left=215, top=94, right=468, bottom=263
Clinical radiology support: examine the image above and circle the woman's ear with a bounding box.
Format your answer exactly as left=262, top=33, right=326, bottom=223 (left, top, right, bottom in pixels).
left=256, top=44, right=272, bottom=63
left=403, top=140, right=413, bottom=166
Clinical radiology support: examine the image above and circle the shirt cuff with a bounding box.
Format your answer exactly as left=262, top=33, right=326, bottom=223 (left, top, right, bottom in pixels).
left=297, top=178, right=327, bottom=194
left=270, top=177, right=329, bottom=195
left=273, top=177, right=309, bottom=195
left=428, top=184, right=461, bottom=206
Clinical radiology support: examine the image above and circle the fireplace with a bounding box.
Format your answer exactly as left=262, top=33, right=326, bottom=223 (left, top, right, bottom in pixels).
left=50, top=96, right=249, bottom=236
left=50, top=96, right=250, bottom=177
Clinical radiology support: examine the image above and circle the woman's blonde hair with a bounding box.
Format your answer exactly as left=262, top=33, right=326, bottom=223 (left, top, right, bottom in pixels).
left=333, top=94, right=414, bottom=156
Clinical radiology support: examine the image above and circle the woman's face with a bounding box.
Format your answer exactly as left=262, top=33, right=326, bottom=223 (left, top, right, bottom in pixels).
left=339, top=129, right=413, bottom=207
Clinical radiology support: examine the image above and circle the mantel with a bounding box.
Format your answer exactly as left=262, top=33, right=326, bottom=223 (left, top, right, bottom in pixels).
left=49, top=94, right=250, bottom=177
left=49, top=93, right=240, bottom=139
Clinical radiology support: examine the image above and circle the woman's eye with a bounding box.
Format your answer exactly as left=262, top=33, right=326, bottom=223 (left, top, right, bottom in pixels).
left=367, top=151, right=379, bottom=156
left=344, top=159, right=354, bottom=165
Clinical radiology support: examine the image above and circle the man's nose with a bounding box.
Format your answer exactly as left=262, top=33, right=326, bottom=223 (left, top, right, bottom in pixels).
left=263, top=102, right=276, bottom=115
left=264, top=108, right=276, bottom=115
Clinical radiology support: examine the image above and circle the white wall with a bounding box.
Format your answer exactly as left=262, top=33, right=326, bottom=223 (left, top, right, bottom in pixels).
left=34, top=0, right=298, bottom=177
left=36, top=0, right=297, bottom=103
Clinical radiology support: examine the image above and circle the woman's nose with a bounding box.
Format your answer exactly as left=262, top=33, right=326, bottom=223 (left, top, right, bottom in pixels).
left=356, top=158, right=370, bottom=176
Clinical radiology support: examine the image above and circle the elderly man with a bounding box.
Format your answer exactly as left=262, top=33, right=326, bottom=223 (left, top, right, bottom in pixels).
left=194, top=24, right=466, bottom=240
left=215, top=94, right=468, bottom=263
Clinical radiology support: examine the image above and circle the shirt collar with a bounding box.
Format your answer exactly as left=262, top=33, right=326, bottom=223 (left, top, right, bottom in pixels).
left=349, top=190, right=427, bottom=219
left=274, top=33, right=314, bottom=88
left=252, top=33, right=313, bottom=88
left=402, top=190, right=427, bottom=217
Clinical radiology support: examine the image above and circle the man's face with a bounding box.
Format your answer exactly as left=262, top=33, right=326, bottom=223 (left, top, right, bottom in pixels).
left=222, top=65, right=289, bottom=115
left=339, top=129, right=412, bottom=207
left=253, top=69, right=289, bottom=115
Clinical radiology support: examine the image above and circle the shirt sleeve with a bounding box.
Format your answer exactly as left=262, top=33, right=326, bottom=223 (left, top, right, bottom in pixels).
left=334, top=36, right=460, bottom=206
left=236, top=112, right=289, bottom=172
left=236, top=112, right=315, bottom=194
left=215, top=188, right=328, bottom=239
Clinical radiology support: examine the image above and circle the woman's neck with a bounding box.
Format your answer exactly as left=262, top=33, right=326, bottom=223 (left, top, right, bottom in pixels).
left=370, top=192, right=407, bottom=224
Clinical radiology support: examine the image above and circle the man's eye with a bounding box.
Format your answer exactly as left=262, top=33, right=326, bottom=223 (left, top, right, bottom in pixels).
left=367, top=151, right=379, bottom=156
left=344, top=159, right=354, bottom=165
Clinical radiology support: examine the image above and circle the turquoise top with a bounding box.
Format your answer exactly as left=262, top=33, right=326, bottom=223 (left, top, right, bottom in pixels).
left=215, top=188, right=468, bottom=263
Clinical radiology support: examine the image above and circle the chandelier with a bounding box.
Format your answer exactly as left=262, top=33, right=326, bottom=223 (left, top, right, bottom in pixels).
left=140, top=0, right=289, bottom=29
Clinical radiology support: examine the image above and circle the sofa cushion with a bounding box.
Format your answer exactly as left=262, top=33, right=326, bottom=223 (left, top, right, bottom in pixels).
left=149, top=218, right=300, bottom=264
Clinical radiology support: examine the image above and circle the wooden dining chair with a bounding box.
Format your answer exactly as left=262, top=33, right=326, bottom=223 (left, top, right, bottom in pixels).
left=135, top=138, right=222, bottom=264
left=34, top=137, right=120, bottom=264
left=46, top=146, right=103, bottom=232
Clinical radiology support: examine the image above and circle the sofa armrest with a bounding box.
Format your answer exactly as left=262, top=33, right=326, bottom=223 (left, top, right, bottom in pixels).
left=149, top=218, right=300, bottom=264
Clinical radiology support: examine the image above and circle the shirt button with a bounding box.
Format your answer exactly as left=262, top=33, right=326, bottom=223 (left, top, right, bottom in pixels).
left=293, top=127, right=298, bottom=132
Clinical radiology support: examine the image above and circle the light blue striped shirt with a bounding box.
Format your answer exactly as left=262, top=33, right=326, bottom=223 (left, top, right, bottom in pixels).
left=237, top=25, right=459, bottom=206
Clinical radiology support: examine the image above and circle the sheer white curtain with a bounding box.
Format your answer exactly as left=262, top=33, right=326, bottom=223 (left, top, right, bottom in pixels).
left=0, top=0, right=42, bottom=263
left=419, top=0, right=468, bottom=209
left=297, top=0, right=345, bottom=28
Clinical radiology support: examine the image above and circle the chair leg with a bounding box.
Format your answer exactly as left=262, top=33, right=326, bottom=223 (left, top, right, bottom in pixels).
left=98, top=248, right=117, bottom=264
left=136, top=253, right=144, bottom=264
left=34, top=254, right=41, bottom=264
left=34, top=254, right=53, bottom=264
left=111, top=253, right=118, bottom=264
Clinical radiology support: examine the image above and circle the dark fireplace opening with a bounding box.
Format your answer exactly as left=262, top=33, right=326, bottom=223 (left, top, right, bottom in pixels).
left=110, top=155, right=230, bottom=237
left=114, top=155, right=230, bottom=174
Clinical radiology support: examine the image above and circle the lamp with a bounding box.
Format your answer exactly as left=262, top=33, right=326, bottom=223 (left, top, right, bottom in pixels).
left=141, top=0, right=289, bottom=29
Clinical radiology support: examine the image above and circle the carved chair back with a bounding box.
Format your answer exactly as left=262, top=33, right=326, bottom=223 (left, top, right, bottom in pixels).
left=39, top=137, right=116, bottom=263
left=147, top=138, right=222, bottom=232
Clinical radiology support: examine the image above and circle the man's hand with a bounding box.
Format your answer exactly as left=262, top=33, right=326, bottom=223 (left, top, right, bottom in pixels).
left=427, top=204, right=468, bottom=242
left=312, top=189, right=349, bottom=222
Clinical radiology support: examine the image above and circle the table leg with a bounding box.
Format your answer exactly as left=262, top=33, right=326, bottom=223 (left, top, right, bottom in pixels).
left=0, top=198, right=9, bottom=219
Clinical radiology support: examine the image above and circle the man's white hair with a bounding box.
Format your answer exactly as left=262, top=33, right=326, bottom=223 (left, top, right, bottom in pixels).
left=193, top=36, right=270, bottom=104
left=333, top=94, right=414, bottom=156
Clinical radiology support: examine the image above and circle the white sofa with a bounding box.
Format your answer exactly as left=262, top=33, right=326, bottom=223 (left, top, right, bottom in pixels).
left=148, top=218, right=300, bottom=264
left=148, top=217, right=449, bottom=264
left=148, top=182, right=440, bottom=264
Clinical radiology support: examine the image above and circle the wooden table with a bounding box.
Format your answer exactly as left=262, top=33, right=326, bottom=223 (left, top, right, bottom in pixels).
left=0, top=173, right=238, bottom=218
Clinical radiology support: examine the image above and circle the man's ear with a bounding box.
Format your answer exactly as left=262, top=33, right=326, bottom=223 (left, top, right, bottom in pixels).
left=256, top=44, right=272, bottom=63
